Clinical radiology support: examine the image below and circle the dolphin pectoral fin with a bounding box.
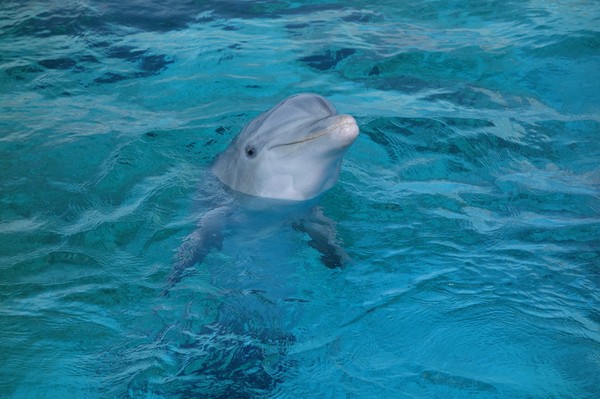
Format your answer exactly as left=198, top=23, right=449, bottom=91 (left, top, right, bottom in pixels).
left=167, top=229, right=223, bottom=282
left=163, top=207, right=228, bottom=295
left=293, top=207, right=351, bottom=269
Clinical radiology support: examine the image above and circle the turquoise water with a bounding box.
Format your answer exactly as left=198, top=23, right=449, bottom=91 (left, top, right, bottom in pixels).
left=1, top=0, right=599, bottom=398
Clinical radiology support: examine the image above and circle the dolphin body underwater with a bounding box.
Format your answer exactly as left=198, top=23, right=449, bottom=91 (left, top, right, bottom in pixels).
left=163, top=93, right=359, bottom=396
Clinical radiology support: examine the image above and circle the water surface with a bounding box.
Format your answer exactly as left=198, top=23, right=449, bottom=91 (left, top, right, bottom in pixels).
left=1, top=1, right=599, bottom=398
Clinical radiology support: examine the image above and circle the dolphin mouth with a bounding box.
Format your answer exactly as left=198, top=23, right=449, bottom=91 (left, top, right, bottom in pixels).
left=269, top=130, right=331, bottom=149
left=269, top=115, right=358, bottom=149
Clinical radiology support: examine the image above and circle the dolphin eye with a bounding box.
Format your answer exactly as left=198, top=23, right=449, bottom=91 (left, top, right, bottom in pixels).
left=245, top=146, right=256, bottom=158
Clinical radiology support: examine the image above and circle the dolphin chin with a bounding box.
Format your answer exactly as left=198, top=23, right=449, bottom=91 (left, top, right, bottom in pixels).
left=212, top=93, right=359, bottom=201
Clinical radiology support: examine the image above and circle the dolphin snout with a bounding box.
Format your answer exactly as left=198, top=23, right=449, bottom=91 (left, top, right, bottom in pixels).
left=333, top=114, right=359, bottom=145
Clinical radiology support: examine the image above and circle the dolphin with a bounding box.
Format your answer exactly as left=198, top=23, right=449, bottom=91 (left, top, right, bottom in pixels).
left=167, top=93, right=359, bottom=287
left=160, top=93, right=359, bottom=396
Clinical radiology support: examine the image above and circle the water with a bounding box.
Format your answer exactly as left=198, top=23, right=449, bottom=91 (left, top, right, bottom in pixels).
left=1, top=1, right=599, bottom=398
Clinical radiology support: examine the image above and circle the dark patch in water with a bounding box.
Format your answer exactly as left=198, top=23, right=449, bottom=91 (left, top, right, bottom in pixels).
left=5, top=64, right=43, bottom=81
left=368, top=65, right=381, bottom=76
left=228, top=43, right=245, bottom=50
left=172, top=321, right=295, bottom=398
left=106, top=45, right=146, bottom=61
left=299, top=48, right=356, bottom=70
left=215, top=126, right=227, bottom=135
left=33, top=82, right=52, bottom=91
left=90, top=40, right=112, bottom=49
left=285, top=23, right=309, bottom=29
left=104, top=46, right=173, bottom=76
left=38, top=58, right=77, bottom=70
left=185, top=142, right=196, bottom=150
left=137, top=54, right=174, bottom=76
left=90, top=47, right=173, bottom=83
left=80, top=54, right=99, bottom=64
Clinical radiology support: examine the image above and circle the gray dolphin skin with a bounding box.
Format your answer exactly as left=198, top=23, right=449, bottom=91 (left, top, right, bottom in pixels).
left=212, top=93, right=359, bottom=201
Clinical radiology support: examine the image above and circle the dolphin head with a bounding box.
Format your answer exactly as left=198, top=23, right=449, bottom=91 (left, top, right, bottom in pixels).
left=212, top=93, right=359, bottom=201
